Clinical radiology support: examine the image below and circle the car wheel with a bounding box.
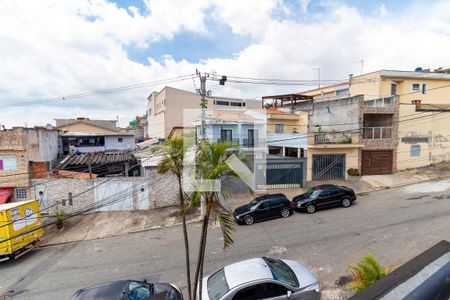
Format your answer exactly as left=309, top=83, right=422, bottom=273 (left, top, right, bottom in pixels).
left=281, top=208, right=290, bottom=218
left=244, top=215, right=254, bottom=225
left=306, top=204, right=316, bottom=214
left=342, top=198, right=351, bottom=207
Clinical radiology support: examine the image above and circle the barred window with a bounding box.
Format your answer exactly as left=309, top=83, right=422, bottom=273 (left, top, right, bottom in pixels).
left=15, top=188, right=27, bottom=199
left=410, top=145, right=421, bottom=157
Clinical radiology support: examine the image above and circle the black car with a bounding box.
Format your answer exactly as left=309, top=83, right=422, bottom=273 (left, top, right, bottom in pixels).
left=293, top=184, right=356, bottom=214
left=233, top=193, right=294, bottom=225
left=70, top=280, right=183, bottom=300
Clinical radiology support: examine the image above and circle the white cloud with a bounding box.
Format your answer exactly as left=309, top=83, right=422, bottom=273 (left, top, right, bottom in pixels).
left=1, top=0, right=450, bottom=128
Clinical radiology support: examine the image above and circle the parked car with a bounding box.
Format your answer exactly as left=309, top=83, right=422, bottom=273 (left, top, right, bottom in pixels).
left=70, top=279, right=183, bottom=300
left=201, top=257, right=320, bottom=300
left=293, top=184, right=356, bottom=214
left=233, top=193, right=294, bottom=225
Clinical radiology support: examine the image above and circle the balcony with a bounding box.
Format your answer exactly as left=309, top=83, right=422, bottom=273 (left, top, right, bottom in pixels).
left=363, top=127, right=392, bottom=139
left=242, top=138, right=266, bottom=147
left=314, top=132, right=353, bottom=144
left=217, top=138, right=240, bottom=144
left=364, top=96, right=395, bottom=108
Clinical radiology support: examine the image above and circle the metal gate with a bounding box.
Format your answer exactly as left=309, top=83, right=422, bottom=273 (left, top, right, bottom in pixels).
left=266, top=160, right=305, bottom=188
left=312, top=154, right=345, bottom=180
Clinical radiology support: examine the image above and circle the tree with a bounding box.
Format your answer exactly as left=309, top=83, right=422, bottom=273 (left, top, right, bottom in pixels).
left=153, top=138, right=193, bottom=300
left=191, top=141, right=243, bottom=300
left=345, top=254, right=387, bottom=293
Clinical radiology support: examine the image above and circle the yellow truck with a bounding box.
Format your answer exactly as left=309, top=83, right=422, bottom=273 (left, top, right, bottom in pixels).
left=0, top=200, right=44, bottom=261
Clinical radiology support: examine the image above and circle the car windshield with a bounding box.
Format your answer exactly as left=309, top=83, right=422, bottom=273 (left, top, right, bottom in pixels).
left=207, top=268, right=229, bottom=300
left=127, top=281, right=151, bottom=300
left=263, top=257, right=299, bottom=287
left=304, top=188, right=321, bottom=199
left=249, top=198, right=260, bottom=207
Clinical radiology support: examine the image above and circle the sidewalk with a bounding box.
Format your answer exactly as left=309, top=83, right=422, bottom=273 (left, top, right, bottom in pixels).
left=40, top=162, right=450, bottom=246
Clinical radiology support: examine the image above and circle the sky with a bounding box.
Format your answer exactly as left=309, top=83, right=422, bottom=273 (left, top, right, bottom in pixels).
left=1, top=0, right=450, bottom=127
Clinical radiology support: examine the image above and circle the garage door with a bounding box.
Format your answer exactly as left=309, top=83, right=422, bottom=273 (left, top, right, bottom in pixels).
left=312, top=154, right=346, bottom=180
left=361, top=150, right=393, bottom=175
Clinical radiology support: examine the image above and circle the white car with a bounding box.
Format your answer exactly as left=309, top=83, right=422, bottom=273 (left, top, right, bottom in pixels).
left=201, top=257, right=320, bottom=300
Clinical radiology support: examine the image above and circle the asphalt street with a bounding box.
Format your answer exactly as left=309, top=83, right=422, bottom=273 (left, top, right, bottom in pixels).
left=1, top=179, right=450, bottom=299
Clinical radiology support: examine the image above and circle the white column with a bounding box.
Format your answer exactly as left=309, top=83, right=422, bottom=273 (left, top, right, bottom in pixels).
left=282, top=147, right=286, bottom=156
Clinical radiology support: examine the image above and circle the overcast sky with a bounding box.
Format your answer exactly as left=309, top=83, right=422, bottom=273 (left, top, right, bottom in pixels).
left=1, top=0, right=450, bottom=128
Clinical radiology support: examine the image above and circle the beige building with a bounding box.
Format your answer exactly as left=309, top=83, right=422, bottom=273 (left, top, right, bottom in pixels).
left=147, top=86, right=262, bottom=139
left=0, top=127, right=59, bottom=203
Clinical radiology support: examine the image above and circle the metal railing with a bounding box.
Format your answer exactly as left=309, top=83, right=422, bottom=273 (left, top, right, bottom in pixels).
left=216, top=138, right=240, bottom=144
left=363, top=127, right=392, bottom=139
left=364, top=96, right=395, bottom=108
left=314, top=133, right=353, bottom=144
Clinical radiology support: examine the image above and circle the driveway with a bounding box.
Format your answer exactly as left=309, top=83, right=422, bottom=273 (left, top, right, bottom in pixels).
left=1, top=179, right=449, bottom=299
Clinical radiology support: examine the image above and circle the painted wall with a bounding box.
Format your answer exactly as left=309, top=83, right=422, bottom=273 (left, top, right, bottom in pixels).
left=58, top=122, right=115, bottom=133
left=397, top=104, right=450, bottom=170
left=105, top=135, right=135, bottom=151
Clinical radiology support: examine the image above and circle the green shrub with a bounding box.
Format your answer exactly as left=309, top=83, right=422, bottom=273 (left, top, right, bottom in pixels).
left=345, top=254, right=387, bottom=292
left=347, top=168, right=360, bottom=176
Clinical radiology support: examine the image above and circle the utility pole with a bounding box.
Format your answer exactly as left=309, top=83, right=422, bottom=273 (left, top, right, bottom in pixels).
left=197, top=70, right=207, bottom=141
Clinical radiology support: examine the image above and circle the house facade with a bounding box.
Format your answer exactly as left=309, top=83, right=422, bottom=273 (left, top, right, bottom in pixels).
left=349, top=69, right=450, bottom=171
left=0, top=127, right=59, bottom=203
left=56, top=118, right=135, bottom=154
left=147, top=86, right=262, bottom=139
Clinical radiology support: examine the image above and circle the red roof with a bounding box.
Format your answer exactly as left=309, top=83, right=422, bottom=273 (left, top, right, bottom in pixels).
left=0, top=188, right=14, bottom=204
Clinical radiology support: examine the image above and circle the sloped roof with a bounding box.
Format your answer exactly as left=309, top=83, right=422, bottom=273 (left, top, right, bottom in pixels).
left=55, top=118, right=118, bottom=132
left=60, top=152, right=136, bottom=167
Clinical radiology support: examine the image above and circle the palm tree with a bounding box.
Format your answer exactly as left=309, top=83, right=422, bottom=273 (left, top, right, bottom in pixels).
left=153, top=138, right=193, bottom=300
left=345, top=254, right=387, bottom=293
left=191, top=141, right=244, bottom=300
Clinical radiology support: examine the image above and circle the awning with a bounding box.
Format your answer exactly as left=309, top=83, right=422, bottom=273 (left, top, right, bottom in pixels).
left=0, top=188, right=14, bottom=204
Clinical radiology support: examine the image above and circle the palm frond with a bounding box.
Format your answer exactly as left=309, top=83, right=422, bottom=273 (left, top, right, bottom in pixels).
left=216, top=210, right=235, bottom=249
left=345, top=254, right=386, bottom=292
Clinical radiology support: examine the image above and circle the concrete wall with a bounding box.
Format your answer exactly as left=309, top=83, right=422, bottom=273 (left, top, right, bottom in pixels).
left=24, top=128, right=59, bottom=162
left=397, top=104, right=450, bottom=170
left=31, top=174, right=179, bottom=214
left=105, top=135, right=135, bottom=151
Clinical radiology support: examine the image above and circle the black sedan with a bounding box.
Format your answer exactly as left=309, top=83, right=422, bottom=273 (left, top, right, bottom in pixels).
left=233, top=193, right=294, bottom=225
left=70, top=280, right=183, bottom=300
left=293, top=184, right=356, bottom=214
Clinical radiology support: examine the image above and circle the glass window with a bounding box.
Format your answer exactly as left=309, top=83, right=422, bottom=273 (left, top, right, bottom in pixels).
left=422, top=84, right=427, bottom=94
left=0, top=155, right=17, bottom=171
left=118, top=137, right=123, bottom=143
left=216, top=100, right=230, bottom=106
left=207, top=269, right=230, bottom=300
left=259, top=201, right=270, bottom=209
left=230, top=102, right=243, bottom=107
left=319, top=191, right=330, bottom=198
left=15, top=188, right=27, bottom=199
left=263, top=257, right=299, bottom=287
left=329, top=188, right=342, bottom=197
left=256, top=283, right=288, bottom=298
left=220, top=129, right=233, bottom=141
left=233, top=286, right=257, bottom=300
left=412, top=83, right=420, bottom=91
left=411, top=145, right=421, bottom=157
left=126, top=281, right=150, bottom=300
left=275, top=124, right=284, bottom=133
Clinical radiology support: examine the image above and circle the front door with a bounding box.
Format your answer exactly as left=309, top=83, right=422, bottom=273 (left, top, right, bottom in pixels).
left=247, top=129, right=255, bottom=147
left=255, top=201, right=272, bottom=220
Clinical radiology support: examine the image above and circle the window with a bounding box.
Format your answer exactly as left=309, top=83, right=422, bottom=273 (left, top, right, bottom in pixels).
left=256, top=283, right=288, bottom=298
left=0, top=155, right=17, bottom=171
left=411, top=145, right=421, bottom=157
left=74, top=136, right=105, bottom=147
left=336, top=88, right=349, bottom=96
left=275, top=123, right=284, bottom=133
left=216, top=100, right=230, bottom=106
left=15, top=188, right=27, bottom=199
left=220, top=129, right=233, bottom=141
left=263, top=257, right=299, bottom=287
left=230, top=102, right=243, bottom=107
left=233, top=286, right=257, bottom=300
left=412, top=83, right=420, bottom=91
left=118, top=137, right=123, bottom=143
left=329, top=188, right=343, bottom=197
left=390, top=83, right=397, bottom=96
left=207, top=269, right=230, bottom=300
left=422, top=84, right=427, bottom=94
left=259, top=201, right=270, bottom=210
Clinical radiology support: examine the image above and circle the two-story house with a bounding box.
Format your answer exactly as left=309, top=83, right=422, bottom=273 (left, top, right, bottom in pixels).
left=56, top=117, right=135, bottom=155
left=147, top=86, right=262, bottom=140
left=0, top=127, right=59, bottom=203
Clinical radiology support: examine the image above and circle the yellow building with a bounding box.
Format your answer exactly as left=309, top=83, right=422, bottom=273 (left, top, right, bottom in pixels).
left=349, top=69, right=450, bottom=171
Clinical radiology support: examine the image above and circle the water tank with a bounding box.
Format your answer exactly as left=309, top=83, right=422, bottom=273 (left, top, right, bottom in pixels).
left=415, top=67, right=423, bottom=72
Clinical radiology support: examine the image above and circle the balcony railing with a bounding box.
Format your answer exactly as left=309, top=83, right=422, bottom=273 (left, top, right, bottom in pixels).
left=363, top=127, right=392, bottom=139
left=314, top=132, right=353, bottom=144
left=364, top=96, right=395, bottom=108
left=242, top=138, right=266, bottom=147
left=217, top=138, right=240, bottom=144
